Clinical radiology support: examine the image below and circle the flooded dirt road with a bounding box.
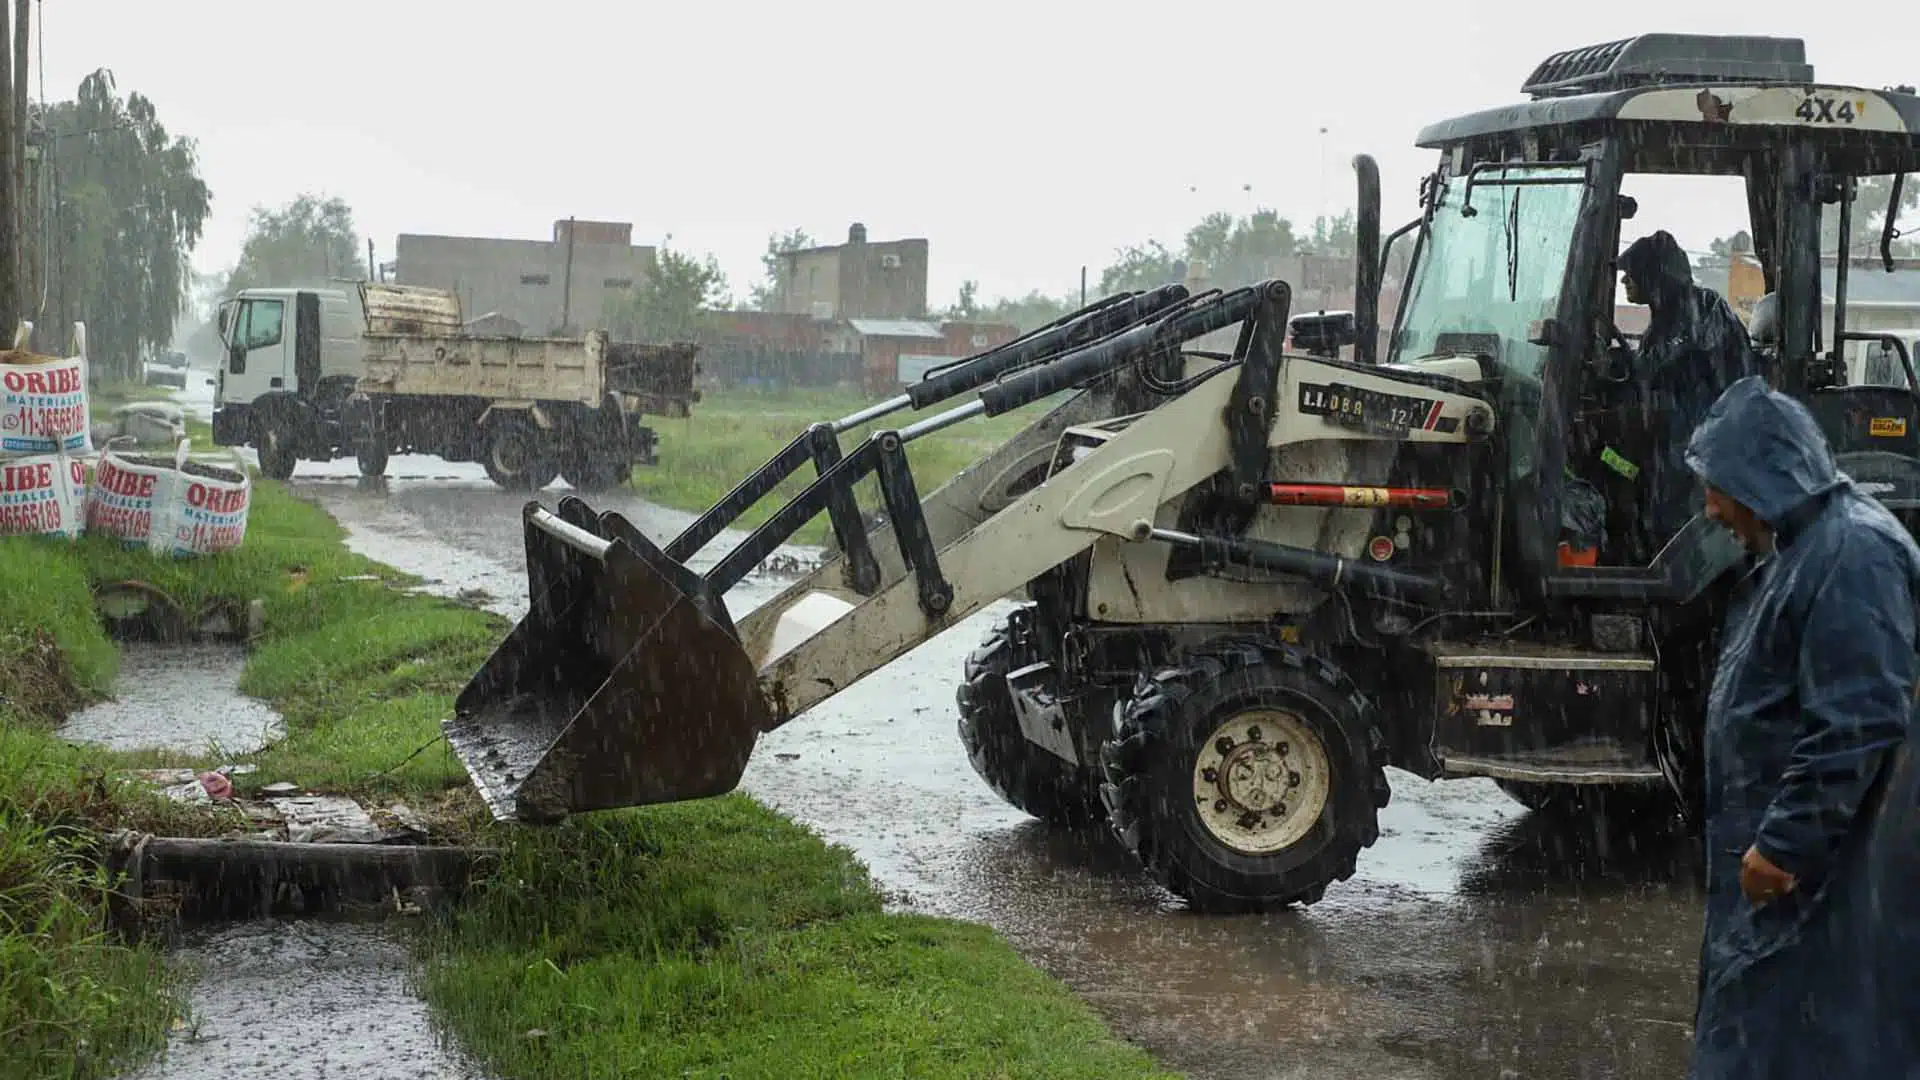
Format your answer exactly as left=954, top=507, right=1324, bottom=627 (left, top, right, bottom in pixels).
left=280, top=459, right=1707, bottom=1080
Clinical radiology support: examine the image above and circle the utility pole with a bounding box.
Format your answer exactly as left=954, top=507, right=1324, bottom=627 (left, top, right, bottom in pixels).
left=0, top=0, right=17, bottom=341
left=13, top=0, right=28, bottom=336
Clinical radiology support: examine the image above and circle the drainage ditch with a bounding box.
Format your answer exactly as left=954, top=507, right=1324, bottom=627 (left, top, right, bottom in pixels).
left=58, top=596, right=495, bottom=1079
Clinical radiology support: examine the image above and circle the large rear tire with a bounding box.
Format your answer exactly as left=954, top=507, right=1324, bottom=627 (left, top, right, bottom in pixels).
left=955, top=605, right=1107, bottom=829
left=483, top=414, right=558, bottom=491
left=1099, top=641, right=1389, bottom=913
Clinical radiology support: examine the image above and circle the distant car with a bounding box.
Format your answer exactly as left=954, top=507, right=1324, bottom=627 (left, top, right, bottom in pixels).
left=143, top=350, right=189, bottom=389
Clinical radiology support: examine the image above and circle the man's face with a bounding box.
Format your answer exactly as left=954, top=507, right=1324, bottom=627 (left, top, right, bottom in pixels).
left=1622, top=270, right=1645, bottom=305
left=1703, top=485, right=1772, bottom=553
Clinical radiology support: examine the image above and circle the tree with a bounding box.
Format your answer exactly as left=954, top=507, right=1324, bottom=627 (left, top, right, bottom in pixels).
left=221, top=193, right=362, bottom=295
left=1096, top=208, right=1309, bottom=295
left=747, top=227, right=816, bottom=310
left=1097, top=239, right=1181, bottom=294
left=1300, top=210, right=1358, bottom=259
left=966, top=204, right=1358, bottom=335
left=978, top=290, right=1077, bottom=332
left=608, top=242, right=730, bottom=343
left=35, top=69, right=211, bottom=380
left=945, top=279, right=981, bottom=320
left=1704, top=230, right=1755, bottom=265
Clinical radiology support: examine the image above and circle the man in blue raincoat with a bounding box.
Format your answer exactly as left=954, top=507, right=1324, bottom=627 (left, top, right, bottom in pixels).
left=1684, top=375, right=1920, bottom=1079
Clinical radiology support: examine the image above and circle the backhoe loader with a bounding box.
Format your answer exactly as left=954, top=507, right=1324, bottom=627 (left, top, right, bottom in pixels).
left=445, top=33, right=1920, bottom=912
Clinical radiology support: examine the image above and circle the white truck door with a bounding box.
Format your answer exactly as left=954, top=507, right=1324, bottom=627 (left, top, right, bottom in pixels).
left=223, top=296, right=294, bottom=404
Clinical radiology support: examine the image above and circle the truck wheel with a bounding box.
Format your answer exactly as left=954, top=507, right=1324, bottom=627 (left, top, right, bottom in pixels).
left=356, top=445, right=390, bottom=478
left=1099, top=641, right=1389, bottom=914
left=483, top=415, right=558, bottom=491
left=257, top=421, right=298, bottom=481
left=955, top=604, right=1107, bottom=829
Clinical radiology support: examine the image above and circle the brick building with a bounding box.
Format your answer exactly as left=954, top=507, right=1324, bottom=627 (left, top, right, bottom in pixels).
left=773, top=223, right=930, bottom=320
left=393, top=219, right=656, bottom=338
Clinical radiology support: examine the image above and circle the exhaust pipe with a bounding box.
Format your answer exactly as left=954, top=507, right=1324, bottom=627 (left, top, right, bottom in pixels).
left=1352, top=153, right=1382, bottom=365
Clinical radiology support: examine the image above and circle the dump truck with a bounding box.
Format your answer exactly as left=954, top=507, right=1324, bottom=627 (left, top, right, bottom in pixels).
left=210, top=282, right=699, bottom=488
left=441, top=33, right=1920, bottom=912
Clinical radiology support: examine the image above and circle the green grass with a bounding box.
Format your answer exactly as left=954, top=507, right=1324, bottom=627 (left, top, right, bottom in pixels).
left=0, top=380, right=1175, bottom=1080
left=86, top=381, right=179, bottom=413
left=634, top=385, right=1062, bottom=545
left=418, top=801, right=1177, bottom=1080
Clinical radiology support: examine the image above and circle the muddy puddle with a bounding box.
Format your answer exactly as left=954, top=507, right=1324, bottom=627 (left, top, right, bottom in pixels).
left=58, top=642, right=284, bottom=756
left=122, top=919, right=491, bottom=1080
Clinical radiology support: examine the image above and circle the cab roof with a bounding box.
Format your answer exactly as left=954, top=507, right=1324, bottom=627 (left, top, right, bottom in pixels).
left=1414, top=34, right=1920, bottom=149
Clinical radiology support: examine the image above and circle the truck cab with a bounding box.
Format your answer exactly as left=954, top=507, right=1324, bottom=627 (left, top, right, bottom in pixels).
left=211, top=287, right=367, bottom=478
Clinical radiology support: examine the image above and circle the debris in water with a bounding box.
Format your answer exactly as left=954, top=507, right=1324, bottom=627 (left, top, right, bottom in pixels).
left=197, top=771, right=233, bottom=800
left=384, top=802, right=430, bottom=836
left=162, top=779, right=211, bottom=805
left=269, top=795, right=387, bottom=843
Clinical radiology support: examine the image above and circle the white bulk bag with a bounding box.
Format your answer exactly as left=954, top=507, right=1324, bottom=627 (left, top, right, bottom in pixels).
left=0, top=347, right=94, bottom=458
left=0, top=452, right=88, bottom=540
left=88, top=440, right=252, bottom=556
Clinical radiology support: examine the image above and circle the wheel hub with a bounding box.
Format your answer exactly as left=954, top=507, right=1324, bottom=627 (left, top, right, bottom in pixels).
left=1192, top=709, right=1331, bottom=855
left=493, top=434, right=530, bottom=475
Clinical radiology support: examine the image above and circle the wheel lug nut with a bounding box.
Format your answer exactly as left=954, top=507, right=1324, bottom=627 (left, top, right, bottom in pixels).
left=1215, top=736, right=1235, bottom=755
left=1202, top=767, right=1219, bottom=783
left=1247, top=725, right=1263, bottom=741
left=1288, top=771, right=1301, bottom=787
left=1214, top=799, right=1228, bottom=813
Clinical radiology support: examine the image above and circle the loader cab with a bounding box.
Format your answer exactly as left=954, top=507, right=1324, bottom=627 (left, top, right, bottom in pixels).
left=1380, top=32, right=1920, bottom=603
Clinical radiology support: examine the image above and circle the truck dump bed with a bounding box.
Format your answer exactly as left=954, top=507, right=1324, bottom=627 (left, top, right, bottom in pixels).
left=354, top=283, right=700, bottom=415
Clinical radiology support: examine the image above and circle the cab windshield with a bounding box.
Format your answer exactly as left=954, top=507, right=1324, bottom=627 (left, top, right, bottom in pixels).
left=1391, top=162, right=1590, bottom=476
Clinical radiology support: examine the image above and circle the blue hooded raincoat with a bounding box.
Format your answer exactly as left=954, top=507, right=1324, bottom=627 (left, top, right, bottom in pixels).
left=1684, top=375, right=1920, bottom=1079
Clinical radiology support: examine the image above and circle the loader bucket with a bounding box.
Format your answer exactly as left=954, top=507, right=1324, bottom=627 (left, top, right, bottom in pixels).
left=444, top=495, right=771, bottom=823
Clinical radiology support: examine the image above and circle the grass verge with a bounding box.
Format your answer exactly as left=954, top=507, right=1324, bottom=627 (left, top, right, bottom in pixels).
left=632, top=385, right=1062, bottom=545
left=417, top=803, right=1175, bottom=1080
left=0, top=382, right=1175, bottom=1079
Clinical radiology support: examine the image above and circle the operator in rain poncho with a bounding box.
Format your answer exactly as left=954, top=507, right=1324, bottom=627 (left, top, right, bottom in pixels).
left=1683, top=375, right=1920, bottom=1079
left=1615, top=230, right=1760, bottom=554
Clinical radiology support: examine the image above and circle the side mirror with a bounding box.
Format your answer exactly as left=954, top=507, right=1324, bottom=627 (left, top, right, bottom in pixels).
left=1527, top=318, right=1562, bottom=348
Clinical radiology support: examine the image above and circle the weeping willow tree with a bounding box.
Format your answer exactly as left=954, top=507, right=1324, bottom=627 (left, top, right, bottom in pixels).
left=34, top=68, right=210, bottom=380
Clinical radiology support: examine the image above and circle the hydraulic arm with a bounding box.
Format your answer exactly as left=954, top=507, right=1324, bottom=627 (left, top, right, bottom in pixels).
left=443, top=277, right=1458, bottom=824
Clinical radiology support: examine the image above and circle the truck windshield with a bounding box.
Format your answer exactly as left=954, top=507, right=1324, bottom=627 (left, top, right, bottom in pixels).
left=1391, top=162, right=1589, bottom=480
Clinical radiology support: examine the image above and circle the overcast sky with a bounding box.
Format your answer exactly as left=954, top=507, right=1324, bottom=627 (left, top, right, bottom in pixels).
left=28, top=2, right=1915, bottom=308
